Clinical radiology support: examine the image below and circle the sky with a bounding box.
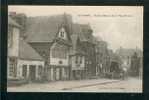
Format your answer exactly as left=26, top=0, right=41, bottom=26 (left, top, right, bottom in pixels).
left=8, top=6, right=143, bottom=51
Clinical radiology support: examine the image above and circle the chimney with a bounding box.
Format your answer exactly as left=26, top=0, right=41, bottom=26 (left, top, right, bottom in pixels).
left=8, top=12, right=17, bottom=19
left=9, top=12, right=27, bottom=39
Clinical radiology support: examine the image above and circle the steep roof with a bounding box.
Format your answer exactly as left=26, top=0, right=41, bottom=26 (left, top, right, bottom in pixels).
left=25, top=14, right=95, bottom=45
left=70, top=34, right=85, bottom=55
left=19, top=39, right=43, bottom=61
left=26, top=14, right=72, bottom=43
left=72, top=23, right=96, bottom=44
left=8, top=16, right=20, bottom=28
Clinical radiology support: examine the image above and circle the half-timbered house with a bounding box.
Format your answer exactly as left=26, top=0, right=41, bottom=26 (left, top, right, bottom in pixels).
left=69, top=34, right=85, bottom=80
left=72, top=24, right=97, bottom=78
left=26, top=14, right=72, bottom=81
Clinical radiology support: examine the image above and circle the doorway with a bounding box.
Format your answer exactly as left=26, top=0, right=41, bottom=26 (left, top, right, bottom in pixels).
left=29, top=65, right=36, bottom=81
left=22, top=65, right=27, bottom=78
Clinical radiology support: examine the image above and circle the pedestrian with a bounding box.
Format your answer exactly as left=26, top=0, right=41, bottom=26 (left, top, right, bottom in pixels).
left=122, top=67, right=128, bottom=80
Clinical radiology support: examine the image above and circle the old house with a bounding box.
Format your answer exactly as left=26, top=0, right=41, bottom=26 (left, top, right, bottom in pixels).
left=18, top=39, right=44, bottom=81
left=8, top=16, right=20, bottom=79
left=69, top=34, right=85, bottom=80
left=26, top=14, right=72, bottom=81
left=95, top=39, right=110, bottom=76
left=72, top=24, right=97, bottom=78
left=8, top=16, right=45, bottom=82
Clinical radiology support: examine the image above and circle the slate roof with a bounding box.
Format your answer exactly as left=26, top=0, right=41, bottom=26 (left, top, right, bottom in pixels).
left=72, top=23, right=97, bottom=44
left=19, top=39, right=43, bottom=61
left=70, top=34, right=85, bottom=56
left=25, top=14, right=96, bottom=45
left=26, top=14, right=72, bottom=43
left=8, top=16, right=44, bottom=61
left=8, top=16, right=20, bottom=28
left=70, top=34, right=79, bottom=55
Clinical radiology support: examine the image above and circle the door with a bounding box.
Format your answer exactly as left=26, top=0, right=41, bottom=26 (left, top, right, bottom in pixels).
left=50, top=68, right=54, bottom=81
left=55, top=68, right=60, bottom=80
left=22, top=65, right=27, bottom=78
left=29, top=65, right=36, bottom=81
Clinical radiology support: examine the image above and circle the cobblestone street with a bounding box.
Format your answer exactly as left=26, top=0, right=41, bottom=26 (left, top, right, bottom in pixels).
left=7, top=77, right=142, bottom=92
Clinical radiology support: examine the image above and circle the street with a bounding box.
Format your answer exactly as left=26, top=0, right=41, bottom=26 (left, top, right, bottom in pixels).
left=7, top=77, right=142, bottom=92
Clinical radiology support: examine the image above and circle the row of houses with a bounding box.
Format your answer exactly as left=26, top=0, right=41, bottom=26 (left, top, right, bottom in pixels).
left=9, top=12, right=141, bottom=83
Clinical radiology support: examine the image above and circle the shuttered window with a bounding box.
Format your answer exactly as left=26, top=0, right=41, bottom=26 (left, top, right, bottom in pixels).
left=9, top=58, right=16, bottom=77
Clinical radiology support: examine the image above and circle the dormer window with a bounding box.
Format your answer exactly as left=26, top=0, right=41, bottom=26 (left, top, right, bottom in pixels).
left=58, top=27, right=67, bottom=39
left=60, top=31, right=65, bottom=37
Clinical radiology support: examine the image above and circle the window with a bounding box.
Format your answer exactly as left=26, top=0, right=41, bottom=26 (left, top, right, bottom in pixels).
left=75, top=56, right=78, bottom=64
left=60, top=32, right=64, bottom=37
left=58, top=27, right=67, bottom=39
left=75, top=56, right=83, bottom=64
left=80, top=56, right=82, bottom=64
left=9, top=58, right=16, bottom=77
left=59, top=61, right=63, bottom=64
left=8, top=26, right=13, bottom=47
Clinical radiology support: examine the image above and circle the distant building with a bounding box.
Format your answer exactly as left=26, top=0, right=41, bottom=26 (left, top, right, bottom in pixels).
left=8, top=16, right=44, bottom=82
left=115, top=47, right=143, bottom=77
left=130, top=52, right=142, bottom=76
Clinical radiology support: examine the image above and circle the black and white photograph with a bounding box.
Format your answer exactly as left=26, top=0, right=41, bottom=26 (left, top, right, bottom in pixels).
left=7, top=6, right=143, bottom=92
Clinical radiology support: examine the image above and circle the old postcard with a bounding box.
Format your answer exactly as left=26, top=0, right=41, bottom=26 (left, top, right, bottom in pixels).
left=7, top=6, right=143, bottom=92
